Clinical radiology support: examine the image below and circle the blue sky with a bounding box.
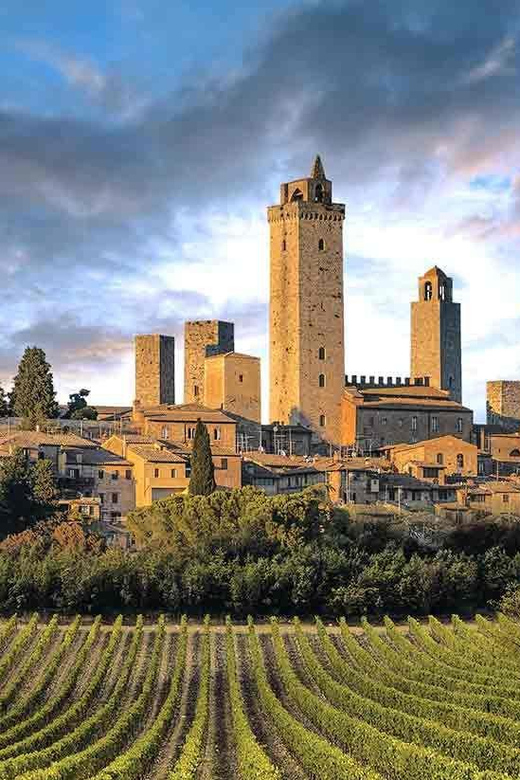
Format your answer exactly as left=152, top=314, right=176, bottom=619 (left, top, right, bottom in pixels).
left=1, top=0, right=519, bottom=422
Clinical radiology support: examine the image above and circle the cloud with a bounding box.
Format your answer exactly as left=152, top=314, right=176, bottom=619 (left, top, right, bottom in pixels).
left=1, top=0, right=520, bottom=414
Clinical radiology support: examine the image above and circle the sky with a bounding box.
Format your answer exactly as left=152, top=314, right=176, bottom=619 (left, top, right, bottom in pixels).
left=0, top=0, right=519, bottom=423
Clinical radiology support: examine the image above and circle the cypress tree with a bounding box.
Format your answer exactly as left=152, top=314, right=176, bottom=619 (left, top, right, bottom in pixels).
left=189, top=419, right=216, bottom=496
left=10, top=347, right=59, bottom=428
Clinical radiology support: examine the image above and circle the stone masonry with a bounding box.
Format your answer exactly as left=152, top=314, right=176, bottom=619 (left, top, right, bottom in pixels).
left=487, top=381, right=520, bottom=432
left=135, top=334, right=175, bottom=407
left=268, top=155, right=345, bottom=445
left=184, top=320, right=234, bottom=405
left=411, top=266, right=462, bottom=403
left=204, top=352, right=261, bottom=423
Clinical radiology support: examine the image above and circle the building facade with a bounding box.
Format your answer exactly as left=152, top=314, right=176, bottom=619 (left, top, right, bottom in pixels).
left=135, top=334, right=175, bottom=407
left=411, top=267, right=462, bottom=403
left=268, top=155, right=345, bottom=445
left=184, top=320, right=234, bottom=405
left=204, top=352, right=261, bottom=424
left=487, top=381, right=520, bottom=432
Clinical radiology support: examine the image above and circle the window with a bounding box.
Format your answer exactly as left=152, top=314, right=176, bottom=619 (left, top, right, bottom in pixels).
left=318, top=238, right=325, bottom=251
left=185, top=463, right=192, bottom=477
left=503, top=494, right=510, bottom=504
left=424, top=468, right=438, bottom=479
left=282, top=239, right=286, bottom=251
left=411, top=416, right=418, bottom=432
left=98, top=469, right=104, bottom=480
left=161, top=426, right=169, bottom=439
left=315, top=183, right=324, bottom=202
left=99, top=493, right=104, bottom=505
left=67, top=468, right=79, bottom=478
left=154, top=468, right=160, bottom=478
left=457, top=454, right=464, bottom=469
left=111, top=511, right=122, bottom=521
left=381, top=417, right=388, bottom=426
left=319, top=414, right=326, bottom=427
left=456, top=418, right=463, bottom=433
left=125, top=469, right=132, bottom=480
left=111, top=471, right=119, bottom=481
left=318, top=346, right=326, bottom=360
left=214, top=428, right=221, bottom=440
left=431, top=416, right=439, bottom=433
left=424, top=281, right=433, bottom=301
left=193, top=385, right=199, bottom=397
left=221, top=458, right=228, bottom=470
left=187, top=427, right=196, bottom=440
left=290, top=188, right=303, bottom=202
left=111, top=493, right=118, bottom=504
left=318, top=373, right=326, bottom=388
left=436, top=453, right=444, bottom=465
left=170, top=468, right=177, bottom=478
left=239, top=374, right=244, bottom=383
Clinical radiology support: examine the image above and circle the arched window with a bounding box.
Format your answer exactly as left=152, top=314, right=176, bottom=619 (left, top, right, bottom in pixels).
left=319, top=374, right=326, bottom=388
left=424, top=281, right=433, bottom=301
left=436, top=453, right=444, bottom=465
left=291, top=188, right=303, bottom=202
left=319, top=414, right=326, bottom=427
left=314, top=183, right=324, bottom=203
left=439, top=284, right=446, bottom=301
left=318, top=238, right=325, bottom=251
left=318, top=346, right=326, bottom=360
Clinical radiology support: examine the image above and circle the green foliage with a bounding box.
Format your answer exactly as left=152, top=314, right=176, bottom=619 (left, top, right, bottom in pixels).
left=70, top=406, right=97, bottom=420
left=9, top=347, right=59, bottom=427
left=0, top=387, right=8, bottom=418
left=188, top=420, right=216, bottom=496
left=0, top=450, right=59, bottom=538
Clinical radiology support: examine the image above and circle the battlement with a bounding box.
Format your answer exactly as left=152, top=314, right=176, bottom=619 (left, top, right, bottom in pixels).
left=345, top=375, right=431, bottom=389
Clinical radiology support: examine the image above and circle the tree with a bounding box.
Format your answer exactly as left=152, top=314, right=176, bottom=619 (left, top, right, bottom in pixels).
left=10, top=347, right=58, bottom=428
left=66, top=389, right=97, bottom=420
left=0, top=450, right=59, bottom=538
left=188, top=420, right=216, bottom=496
left=0, top=386, right=8, bottom=418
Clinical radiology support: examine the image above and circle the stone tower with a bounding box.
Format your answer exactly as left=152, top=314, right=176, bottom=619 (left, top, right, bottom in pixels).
left=184, top=320, right=234, bottom=405
left=268, top=155, right=345, bottom=444
left=487, top=381, right=520, bottom=432
left=411, top=266, right=462, bottom=403
left=135, top=334, right=175, bottom=407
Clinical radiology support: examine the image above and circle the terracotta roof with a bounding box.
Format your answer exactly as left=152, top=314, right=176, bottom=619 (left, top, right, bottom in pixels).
left=406, top=460, right=446, bottom=469
left=0, top=432, right=98, bottom=449
left=204, top=352, right=260, bottom=362
left=143, top=403, right=235, bottom=424
left=160, top=440, right=238, bottom=458
left=80, top=449, right=132, bottom=466
left=383, top=435, right=474, bottom=453
left=360, top=397, right=471, bottom=411
left=242, top=452, right=309, bottom=468
left=127, top=445, right=187, bottom=464
left=362, top=386, right=450, bottom=399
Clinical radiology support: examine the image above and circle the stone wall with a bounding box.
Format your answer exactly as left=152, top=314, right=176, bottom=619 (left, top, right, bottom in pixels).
left=204, top=352, right=261, bottom=423
left=135, top=335, right=175, bottom=407
left=487, top=381, right=520, bottom=432
left=184, top=320, right=234, bottom=404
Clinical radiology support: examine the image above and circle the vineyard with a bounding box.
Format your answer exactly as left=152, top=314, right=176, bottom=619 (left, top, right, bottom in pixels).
left=0, top=614, right=518, bottom=779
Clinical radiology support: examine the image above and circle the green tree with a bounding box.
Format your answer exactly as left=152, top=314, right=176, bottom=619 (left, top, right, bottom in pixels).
left=67, top=389, right=97, bottom=420
left=0, top=450, right=59, bottom=537
left=189, top=420, right=216, bottom=496
left=10, top=347, right=58, bottom=428
left=0, top=386, right=8, bottom=418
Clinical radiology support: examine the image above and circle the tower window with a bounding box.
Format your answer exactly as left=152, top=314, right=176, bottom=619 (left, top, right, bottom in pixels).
left=315, top=184, right=324, bottom=203
left=214, top=428, right=221, bottom=440
left=318, top=346, right=326, bottom=360
left=431, top=416, right=439, bottom=433
left=239, top=374, right=244, bottom=383
left=193, top=385, right=199, bottom=397
left=282, top=239, right=286, bottom=251
left=424, top=281, right=433, bottom=301
left=456, top=417, right=463, bottom=433
left=319, top=414, right=326, bottom=427
left=439, top=284, right=446, bottom=301
left=318, top=374, right=326, bottom=388
left=291, top=188, right=303, bottom=202
left=411, top=416, right=418, bottom=432
left=318, top=238, right=325, bottom=251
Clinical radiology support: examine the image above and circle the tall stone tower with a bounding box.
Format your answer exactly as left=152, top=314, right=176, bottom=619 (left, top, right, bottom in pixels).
left=184, top=320, right=234, bottom=405
left=135, top=334, right=175, bottom=407
left=268, top=155, right=345, bottom=444
left=411, top=266, right=462, bottom=403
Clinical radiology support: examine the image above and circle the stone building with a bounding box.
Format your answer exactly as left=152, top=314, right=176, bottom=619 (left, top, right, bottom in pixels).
left=341, top=378, right=473, bottom=451
left=135, top=334, right=175, bottom=407
left=268, top=155, right=345, bottom=446
left=487, top=381, right=520, bottom=432
left=382, top=434, right=478, bottom=479
left=411, top=267, right=462, bottom=403
left=204, top=352, right=261, bottom=424
left=140, top=403, right=238, bottom=451
left=184, top=320, right=234, bottom=405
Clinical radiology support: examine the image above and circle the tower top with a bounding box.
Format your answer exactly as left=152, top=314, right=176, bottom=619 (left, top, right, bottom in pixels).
left=417, top=266, right=454, bottom=303
left=311, top=154, right=326, bottom=179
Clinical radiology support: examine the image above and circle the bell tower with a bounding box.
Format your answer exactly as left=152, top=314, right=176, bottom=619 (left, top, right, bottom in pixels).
left=268, top=155, right=346, bottom=445
left=411, top=266, right=462, bottom=402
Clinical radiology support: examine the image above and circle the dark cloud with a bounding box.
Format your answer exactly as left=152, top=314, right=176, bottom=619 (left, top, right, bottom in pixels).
left=1, top=0, right=519, bottom=398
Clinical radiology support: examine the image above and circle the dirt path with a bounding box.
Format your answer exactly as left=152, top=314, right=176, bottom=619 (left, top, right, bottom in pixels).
left=199, top=631, right=235, bottom=780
